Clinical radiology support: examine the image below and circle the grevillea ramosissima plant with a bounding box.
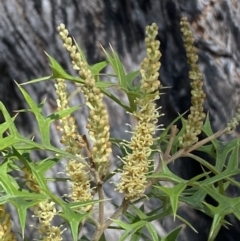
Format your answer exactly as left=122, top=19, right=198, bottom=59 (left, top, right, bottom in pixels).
left=1, top=15, right=237, bottom=241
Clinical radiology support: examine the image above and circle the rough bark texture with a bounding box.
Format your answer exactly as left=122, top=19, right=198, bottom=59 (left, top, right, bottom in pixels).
left=0, top=0, right=240, bottom=240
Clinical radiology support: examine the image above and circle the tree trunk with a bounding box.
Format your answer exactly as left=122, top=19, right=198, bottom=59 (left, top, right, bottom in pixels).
left=0, top=0, right=239, bottom=240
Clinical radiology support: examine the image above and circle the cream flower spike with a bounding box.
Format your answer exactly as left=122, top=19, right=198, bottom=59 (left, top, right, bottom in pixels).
left=116, top=23, right=161, bottom=200
left=179, top=17, right=206, bottom=148
left=57, top=24, right=112, bottom=179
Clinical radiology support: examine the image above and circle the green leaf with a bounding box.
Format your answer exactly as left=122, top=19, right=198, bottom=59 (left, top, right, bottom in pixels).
left=15, top=197, right=46, bottom=238
left=124, top=70, right=141, bottom=112
left=57, top=199, right=100, bottom=241
left=176, top=215, right=198, bottom=233
left=130, top=205, right=159, bottom=241
left=201, top=114, right=215, bottom=138
left=98, top=233, right=107, bottom=241
left=17, top=84, right=81, bottom=148
left=226, top=140, right=239, bottom=171
left=199, top=185, right=240, bottom=239
left=0, top=136, right=19, bottom=151
left=67, top=199, right=101, bottom=210
left=112, top=219, right=147, bottom=241
left=0, top=160, right=47, bottom=237
left=207, top=209, right=224, bottom=241
left=95, top=81, right=117, bottom=89
left=0, top=161, right=21, bottom=194
left=11, top=136, right=86, bottom=164
left=180, top=188, right=207, bottom=210
left=101, top=45, right=141, bottom=112
left=0, top=102, right=18, bottom=136
left=0, top=114, right=17, bottom=137
left=20, top=75, right=52, bottom=85
left=125, top=70, right=140, bottom=88
left=102, top=45, right=127, bottom=89
left=156, top=112, right=188, bottom=153
left=130, top=232, right=142, bottom=241
left=148, top=161, right=185, bottom=184
left=138, top=206, right=172, bottom=223
left=91, top=61, right=107, bottom=76
left=74, top=38, right=87, bottom=62
left=155, top=183, right=186, bottom=219
left=59, top=206, right=90, bottom=241
left=126, top=89, right=141, bottom=113
left=145, top=222, right=159, bottom=241
left=47, top=106, right=80, bottom=122
left=101, top=88, right=131, bottom=112
left=16, top=155, right=49, bottom=191
left=162, top=226, right=183, bottom=241
left=197, top=144, right=216, bottom=158
left=46, top=53, right=84, bottom=83
left=79, top=236, right=91, bottom=241
left=214, top=138, right=240, bottom=172
left=16, top=83, right=51, bottom=145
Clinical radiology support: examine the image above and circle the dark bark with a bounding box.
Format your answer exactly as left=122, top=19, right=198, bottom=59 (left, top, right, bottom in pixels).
left=0, top=0, right=240, bottom=240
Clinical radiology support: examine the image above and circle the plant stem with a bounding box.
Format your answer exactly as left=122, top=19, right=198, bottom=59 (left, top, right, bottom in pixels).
left=185, top=129, right=226, bottom=153
left=163, top=125, right=178, bottom=160
left=98, top=183, right=105, bottom=227
left=147, top=128, right=227, bottom=188
left=92, top=199, right=129, bottom=241
left=166, top=129, right=226, bottom=164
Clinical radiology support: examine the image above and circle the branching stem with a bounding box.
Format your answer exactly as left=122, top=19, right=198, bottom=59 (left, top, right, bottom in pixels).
left=92, top=199, right=129, bottom=241
left=147, top=128, right=227, bottom=188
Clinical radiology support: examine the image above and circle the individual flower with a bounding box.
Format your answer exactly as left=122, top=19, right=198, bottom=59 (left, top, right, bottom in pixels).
left=116, top=23, right=161, bottom=200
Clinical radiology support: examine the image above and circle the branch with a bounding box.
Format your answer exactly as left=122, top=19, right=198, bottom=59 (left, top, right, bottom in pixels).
left=92, top=199, right=129, bottom=241
left=163, top=125, right=178, bottom=160
left=98, top=183, right=105, bottom=227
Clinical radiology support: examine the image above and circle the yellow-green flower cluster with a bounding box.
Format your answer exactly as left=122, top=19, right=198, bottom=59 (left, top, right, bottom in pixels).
left=55, top=79, right=85, bottom=152
left=22, top=167, right=64, bottom=239
left=33, top=200, right=63, bottom=241
left=55, top=78, right=93, bottom=206
left=0, top=205, right=16, bottom=241
left=226, top=106, right=240, bottom=133
left=83, top=82, right=112, bottom=178
left=57, top=24, right=112, bottom=178
left=179, top=17, right=206, bottom=148
left=116, top=23, right=161, bottom=200
left=22, top=166, right=40, bottom=193
left=66, top=160, right=93, bottom=211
